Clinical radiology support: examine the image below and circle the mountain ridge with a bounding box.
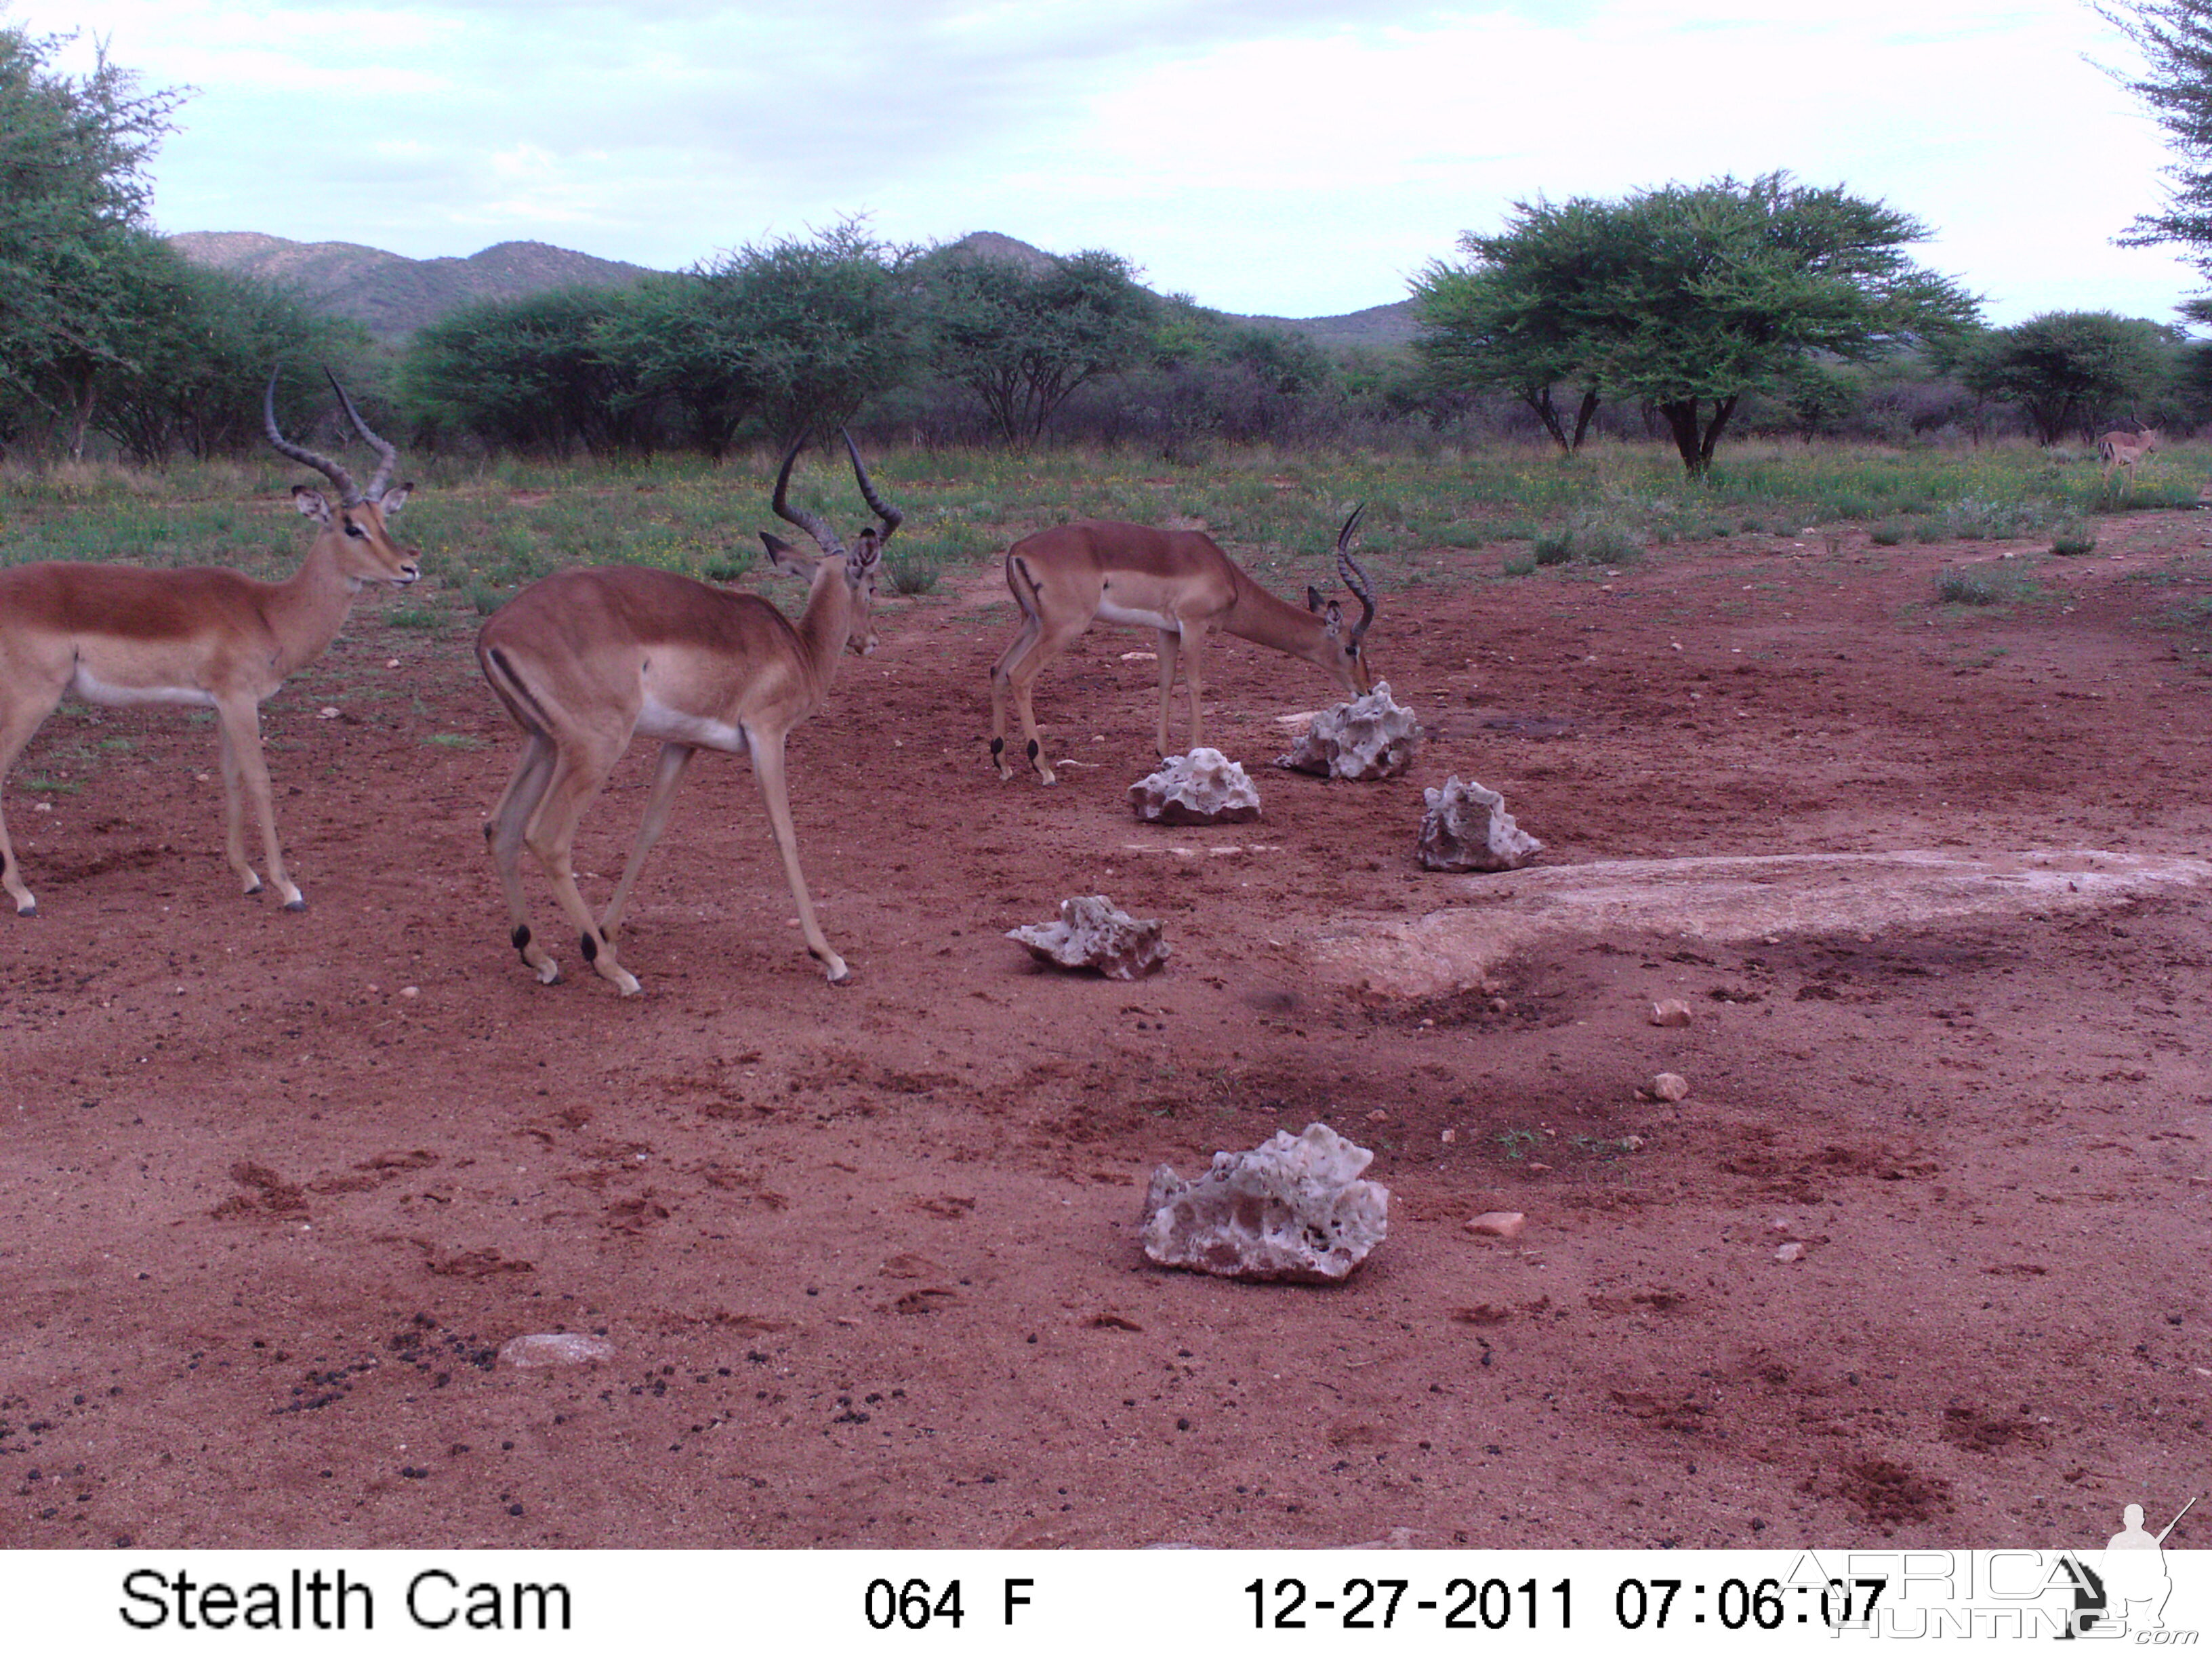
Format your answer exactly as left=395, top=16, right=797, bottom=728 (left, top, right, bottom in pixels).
left=166, top=229, right=1415, bottom=349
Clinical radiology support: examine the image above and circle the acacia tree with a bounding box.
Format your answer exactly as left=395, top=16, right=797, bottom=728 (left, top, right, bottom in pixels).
left=675, top=222, right=920, bottom=449
left=1948, top=312, right=2181, bottom=443
left=0, top=26, right=187, bottom=453
left=1416, top=174, right=1978, bottom=476
left=1411, top=197, right=1611, bottom=451
left=2103, top=1, right=2212, bottom=271
left=403, top=287, right=657, bottom=455
left=922, top=247, right=1159, bottom=447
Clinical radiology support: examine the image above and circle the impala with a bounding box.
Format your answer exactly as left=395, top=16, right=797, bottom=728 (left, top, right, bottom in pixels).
left=988, top=506, right=1375, bottom=784
left=0, top=373, right=418, bottom=918
left=477, top=432, right=897, bottom=994
left=2100, top=426, right=2160, bottom=483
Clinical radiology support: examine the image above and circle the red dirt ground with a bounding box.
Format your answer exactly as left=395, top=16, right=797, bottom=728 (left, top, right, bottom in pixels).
left=1, top=508, right=2207, bottom=1551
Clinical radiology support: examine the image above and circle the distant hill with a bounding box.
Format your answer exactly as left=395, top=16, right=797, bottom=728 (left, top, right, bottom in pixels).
left=943, top=231, right=1417, bottom=352
left=167, top=232, right=659, bottom=340
left=1236, top=300, right=1418, bottom=352
left=166, top=228, right=1414, bottom=352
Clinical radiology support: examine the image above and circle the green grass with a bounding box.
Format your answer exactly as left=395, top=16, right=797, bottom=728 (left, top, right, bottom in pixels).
left=1935, top=561, right=2043, bottom=607
left=3, top=437, right=2202, bottom=614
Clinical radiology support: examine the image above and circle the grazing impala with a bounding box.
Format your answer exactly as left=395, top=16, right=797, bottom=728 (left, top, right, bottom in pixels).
left=476, top=432, right=896, bottom=994
left=0, top=373, right=418, bottom=918
left=988, top=506, right=1376, bottom=784
left=2099, top=426, right=2160, bottom=483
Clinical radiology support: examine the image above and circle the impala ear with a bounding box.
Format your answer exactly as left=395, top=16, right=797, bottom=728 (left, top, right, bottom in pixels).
left=1321, top=598, right=1345, bottom=636
left=291, top=485, right=333, bottom=525
left=851, top=527, right=882, bottom=577
left=375, top=482, right=412, bottom=515
left=1306, top=584, right=1326, bottom=614
left=759, top=531, right=813, bottom=578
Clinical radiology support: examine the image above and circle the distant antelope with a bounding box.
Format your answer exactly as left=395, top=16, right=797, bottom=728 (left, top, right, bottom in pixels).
left=2099, top=426, right=2160, bottom=483
left=0, top=373, right=419, bottom=917
left=988, top=507, right=1378, bottom=785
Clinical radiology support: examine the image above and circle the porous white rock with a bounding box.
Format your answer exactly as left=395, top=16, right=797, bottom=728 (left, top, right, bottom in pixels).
left=1007, top=895, right=1168, bottom=979
left=498, top=1333, right=615, bottom=1368
left=1140, top=1123, right=1389, bottom=1282
left=1416, top=776, right=1543, bottom=872
left=1274, top=681, right=1422, bottom=780
left=1129, top=748, right=1261, bottom=825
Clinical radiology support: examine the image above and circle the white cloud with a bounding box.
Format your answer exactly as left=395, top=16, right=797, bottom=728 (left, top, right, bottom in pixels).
left=10, top=0, right=2204, bottom=321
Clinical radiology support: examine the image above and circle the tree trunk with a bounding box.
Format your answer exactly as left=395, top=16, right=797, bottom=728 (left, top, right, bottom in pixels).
left=1698, top=394, right=1740, bottom=472
left=1519, top=386, right=1570, bottom=452
left=1659, top=401, right=1704, bottom=475
left=1570, top=386, right=1600, bottom=451
left=1660, top=396, right=1740, bottom=477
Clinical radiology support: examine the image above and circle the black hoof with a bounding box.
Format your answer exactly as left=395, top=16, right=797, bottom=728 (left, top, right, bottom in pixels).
left=283, top=898, right=307, bottom=913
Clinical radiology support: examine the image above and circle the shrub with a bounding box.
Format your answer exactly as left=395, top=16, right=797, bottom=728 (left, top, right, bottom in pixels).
left=1869, top=518, right=1911, bottom=546
left=2049, top=520, right=2098, bottom=556
left=1936, top=568, right=1999, bottom=605
left=1532, top=508, right=1643, bottom=566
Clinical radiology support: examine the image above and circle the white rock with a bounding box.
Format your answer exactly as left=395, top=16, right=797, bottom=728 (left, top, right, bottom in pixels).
left=1129, top=747, right=1261, bottom=825
left=1007, top=895, right=1168, bottom=980
left=1274, top=680, right=1422, bottom=780
left=1417, top=776, right=1542, bottom=872
left=498, top=1332, right=615, bottom=1368
left=1141, top=1123, right=1389, bottom=1282
left=1651, top=1072, right=1690, bottom=1101
left=1464, top=1210, right=1525, bottom=1240
left=1774, top=1242, right=1807, bottom=1264
left=1650, top=999, right=1693, bottom=1027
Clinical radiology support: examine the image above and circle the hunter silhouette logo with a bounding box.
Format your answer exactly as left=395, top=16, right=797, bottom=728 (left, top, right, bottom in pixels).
left=2061, top=1496, right=2198, bottom=1639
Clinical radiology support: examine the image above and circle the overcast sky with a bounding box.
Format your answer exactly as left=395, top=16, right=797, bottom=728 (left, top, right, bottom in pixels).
left=16, top=0, right=2207, bottom=324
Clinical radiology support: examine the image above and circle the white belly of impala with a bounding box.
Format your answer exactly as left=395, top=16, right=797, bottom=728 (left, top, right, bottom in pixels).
left=70, top=665, right=216, bottom=708
left=636, top=695, right=747, bottom=753
left=1097, top=600, right=1179, bottom=632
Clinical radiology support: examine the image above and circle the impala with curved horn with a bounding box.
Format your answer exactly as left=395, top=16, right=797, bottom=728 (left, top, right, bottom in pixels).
left=477, top=430, right=896, bottom=994
left=0, top=371, right=419, bottom=917
left=988, top=506, right=1376, bottom=783
left=2098, top=425, right=2160, bottom=484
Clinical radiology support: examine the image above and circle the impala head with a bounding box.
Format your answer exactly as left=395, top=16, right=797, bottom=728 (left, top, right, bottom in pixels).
left=264, top=371, right=421, bottom=589
left=1304, top=503, right=1376, bottom=695
left=760, top=429, right=901, bottom=655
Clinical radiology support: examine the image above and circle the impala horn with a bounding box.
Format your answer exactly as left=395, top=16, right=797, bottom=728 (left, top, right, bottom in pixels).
left=1335, top=503, right=1376, bottom=644
left=838, top=428, right=903, bottom=548
left=324, top=369, right=401, bottom=502
left=769, top=436, right=850, bottom=559
left=264, top=370, right=361, bottom=506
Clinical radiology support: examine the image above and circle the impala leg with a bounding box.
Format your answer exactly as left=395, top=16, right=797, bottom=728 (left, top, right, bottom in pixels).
left=1004, top=613, right=1088, bottom=786
left=214, top=697, right=302, bottom=908
left=1154, top=628, right=1181, bottom=758
left=600, top=741, right=695, bottom=941
left=1178, top=623, right=1207, bottom=754
left=522, top=739, right=640, bottom=996
left=745, top=727, right=849, bottom=985
left=485, top=731, right=562, bottom=983
left=988, top=609, right=1044, bottom=781
left=0, top=688, right=64, bottom=916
